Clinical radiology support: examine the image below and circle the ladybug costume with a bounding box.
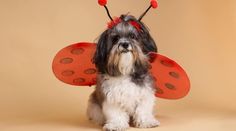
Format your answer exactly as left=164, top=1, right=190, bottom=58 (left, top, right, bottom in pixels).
left=52, top=0, right=190, bottom=99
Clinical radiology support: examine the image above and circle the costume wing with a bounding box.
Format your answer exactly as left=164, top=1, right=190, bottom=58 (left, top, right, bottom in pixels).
left=52, top=42, right=97, bottom=86
left=148, top=52, right=190, bottom=99
left=52, top=42, right=190, bottom=99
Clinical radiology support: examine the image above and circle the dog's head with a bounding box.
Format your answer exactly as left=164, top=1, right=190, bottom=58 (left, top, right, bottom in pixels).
left=93, top=15, right=157, bottom=77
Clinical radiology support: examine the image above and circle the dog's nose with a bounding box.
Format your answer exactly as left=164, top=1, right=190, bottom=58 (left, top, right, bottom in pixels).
left=120, top=42, right=129, bottom=49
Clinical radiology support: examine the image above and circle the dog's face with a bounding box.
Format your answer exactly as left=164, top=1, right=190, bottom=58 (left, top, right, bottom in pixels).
left=93, top=15, right=157, bottom=78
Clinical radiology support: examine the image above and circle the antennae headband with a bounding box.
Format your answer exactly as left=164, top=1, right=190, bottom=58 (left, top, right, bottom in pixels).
left=97, top=0, right=158, bottom=21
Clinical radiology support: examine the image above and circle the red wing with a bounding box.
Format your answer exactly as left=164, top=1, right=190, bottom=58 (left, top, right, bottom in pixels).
left=52, top=42, right=97, bottom=86
left=52, top=43, right=190, bottom=99
left=149, top=52, right=190, bottom=99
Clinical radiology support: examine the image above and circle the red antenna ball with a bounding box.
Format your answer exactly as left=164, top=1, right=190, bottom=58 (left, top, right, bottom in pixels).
left=151, top=0, right=158, bottom=9
left=98, top=0, right=107, bottom=6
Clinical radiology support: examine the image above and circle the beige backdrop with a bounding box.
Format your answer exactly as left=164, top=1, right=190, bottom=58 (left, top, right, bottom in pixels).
left=0, top=0, right=235, bottom=131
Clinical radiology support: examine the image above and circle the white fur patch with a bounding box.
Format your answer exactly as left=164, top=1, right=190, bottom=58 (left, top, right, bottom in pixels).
left=101, top=75, right=155, bottom=113
left=118, top=52, right=134, bottom=75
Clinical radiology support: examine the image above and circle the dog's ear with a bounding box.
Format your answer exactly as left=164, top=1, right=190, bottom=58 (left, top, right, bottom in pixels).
left=139, top=23, right=158, bottom=54
left=93, top=30, right=109, bottom=73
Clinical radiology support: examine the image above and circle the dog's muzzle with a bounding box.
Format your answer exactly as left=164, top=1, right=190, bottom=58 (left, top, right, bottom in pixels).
left=118, top=42, right=132, bottom=53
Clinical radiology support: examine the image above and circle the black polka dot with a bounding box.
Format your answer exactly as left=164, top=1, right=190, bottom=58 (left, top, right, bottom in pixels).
left=73, top=78, right=85, bottom=84
left=156, top=87, right=164, bottom=94
left=60, top=58, right=73, bottom=64
left=165, top=83, right=176, bottom=90
left=61, top=70, right=74, bottom=76
left=169, top=72, right=179, bottom=79
left=84, top=68, right=97, bottom=74
left=161, top=60, right=174, bottom=67
left=71, top=48, right=84, bottom=55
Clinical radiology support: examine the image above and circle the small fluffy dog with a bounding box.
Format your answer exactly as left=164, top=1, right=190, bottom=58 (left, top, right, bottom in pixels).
left=87, top=14, right=160, bottom=131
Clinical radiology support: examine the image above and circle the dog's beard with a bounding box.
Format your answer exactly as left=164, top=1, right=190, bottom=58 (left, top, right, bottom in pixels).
left=118, top=52, right=133, bottom=75
left=107, top=43, right=148, bottom=76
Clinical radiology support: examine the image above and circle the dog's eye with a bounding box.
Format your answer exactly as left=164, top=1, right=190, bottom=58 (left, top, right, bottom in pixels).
left=112, top=35, right=120, bottom=43
left=130, top=34, right=136, bottom=39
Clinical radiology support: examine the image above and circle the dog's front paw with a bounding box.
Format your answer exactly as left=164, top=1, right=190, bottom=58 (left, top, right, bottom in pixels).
left=134, top=118, right=160, bottom=128
left=103, top=123, right=128, bottom=131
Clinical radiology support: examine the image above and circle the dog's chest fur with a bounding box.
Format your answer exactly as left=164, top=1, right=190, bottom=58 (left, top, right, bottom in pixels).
left=101, top=75, right=155, bottom=112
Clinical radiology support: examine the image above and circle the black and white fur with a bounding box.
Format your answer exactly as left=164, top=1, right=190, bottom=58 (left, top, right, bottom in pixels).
left=87, top=15, right=159, bottom=131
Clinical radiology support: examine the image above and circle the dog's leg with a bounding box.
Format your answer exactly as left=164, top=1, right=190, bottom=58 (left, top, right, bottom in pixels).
left=102, top=102, right=129, bottom=131
left=133, top=95, right=160, bottom=128
left=87, top=94, right=105, bottom=125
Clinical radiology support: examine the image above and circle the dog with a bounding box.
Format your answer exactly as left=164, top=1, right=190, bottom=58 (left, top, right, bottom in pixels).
left=87, top=14, right=160, bottom=131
